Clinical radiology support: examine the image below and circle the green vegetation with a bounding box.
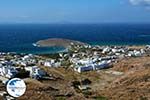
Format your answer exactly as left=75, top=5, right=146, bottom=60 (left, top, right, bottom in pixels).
left=82, top=90, right=92, bottom=98
left=93, top=96, right=108, bottom=100
left=61, top=60, right=72, bottom=67
left=15, top=69, right=30, bottom=78
left=40, top=53, right=60, bottom=59
left=56, top=97, right=66, bottom=100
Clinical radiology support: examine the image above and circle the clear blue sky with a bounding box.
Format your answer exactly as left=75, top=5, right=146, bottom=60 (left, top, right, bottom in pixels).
left=0, top=0, right=150, bottom=23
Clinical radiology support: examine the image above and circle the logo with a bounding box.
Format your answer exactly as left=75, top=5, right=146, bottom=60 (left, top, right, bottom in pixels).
left=6, top=78, right=26, bottom=98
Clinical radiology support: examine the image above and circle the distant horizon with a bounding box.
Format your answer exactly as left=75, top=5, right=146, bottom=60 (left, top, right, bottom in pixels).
left=0, top=0, right=150, bottom=23
left=0, top=22, right=150, bottom=25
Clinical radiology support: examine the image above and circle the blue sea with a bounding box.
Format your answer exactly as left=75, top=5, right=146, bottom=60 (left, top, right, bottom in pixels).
left=0, top=23, right=150, bottom=54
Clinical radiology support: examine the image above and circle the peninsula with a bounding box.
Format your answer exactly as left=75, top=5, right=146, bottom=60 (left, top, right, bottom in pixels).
left=36, top=38, right=87, bottom=48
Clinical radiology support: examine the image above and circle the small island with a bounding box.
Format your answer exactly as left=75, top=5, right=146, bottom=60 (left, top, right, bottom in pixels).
left=36, top=38, right=87, bottom=48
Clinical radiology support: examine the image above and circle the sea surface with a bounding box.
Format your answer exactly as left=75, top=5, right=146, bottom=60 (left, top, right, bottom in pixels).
left=0, top=23, right=150, bottom=54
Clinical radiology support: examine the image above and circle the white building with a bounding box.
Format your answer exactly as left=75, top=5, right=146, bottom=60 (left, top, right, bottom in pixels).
left=94, top=60, right=111, bottom=70
left=0, top=66, right=18, bottom=78
left=25, top=66, right=46, bottom=79
left=102, top=47, right=111, bottom=54
left=74, top=60, right=111, bottom=73
left=44, top=61, right=52, bottom=67
left=78, top=58, right=93, bottom=65
left=74, top=65, right=94, bottom=73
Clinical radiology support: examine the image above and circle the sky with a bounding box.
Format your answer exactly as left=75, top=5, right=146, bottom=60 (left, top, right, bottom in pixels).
left=0, top=0, right=150, bottom=23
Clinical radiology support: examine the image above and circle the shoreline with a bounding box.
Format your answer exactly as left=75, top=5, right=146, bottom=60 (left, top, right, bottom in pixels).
left=35, top=38, right=147, bottom=48
left=2, top=44, right=146, bottom=55
left=1, top=38, right=148, bottom=54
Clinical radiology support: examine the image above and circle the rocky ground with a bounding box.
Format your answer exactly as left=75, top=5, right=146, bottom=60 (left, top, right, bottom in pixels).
left=100, top=57, right=150, bottom=100
left=0, top=56, right=150, bottom=100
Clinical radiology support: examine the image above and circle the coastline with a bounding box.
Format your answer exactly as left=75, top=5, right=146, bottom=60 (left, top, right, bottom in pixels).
left=36, top=38, right=147, bottom=48
left=1, top=38, right=147, bottom=54
left=1, top=41, right=147, bottom=54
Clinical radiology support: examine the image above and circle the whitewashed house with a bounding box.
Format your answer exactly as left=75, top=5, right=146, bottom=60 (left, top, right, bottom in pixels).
left=78, top=58, right=93, bottom=65
left=20, top=61, right=27, bottom=67
left=44, top=61, right=52, bottom=67
left=74, top=60, right=112, bottom=73
left=25, top=66, right=46, bottom=79
left=128, top=50, right=142, bottom=57
left=74, top=65, right=94, bottom=73
left=0, top=66, right=18, bottom=78
left=102, top=47, right=110, bottom=54
left=140, top=49, right=145, bottom=54
left=134, top=51, right=142, bottom=57
left=94, top=60, right=111, bottom=70
left=5, top=67, right=18, bottom=78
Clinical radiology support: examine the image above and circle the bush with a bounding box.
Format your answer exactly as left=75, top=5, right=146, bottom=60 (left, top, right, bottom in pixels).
left=15, top=69, right=30, bottom=78
left=93, top=96, right=108, bottom=100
